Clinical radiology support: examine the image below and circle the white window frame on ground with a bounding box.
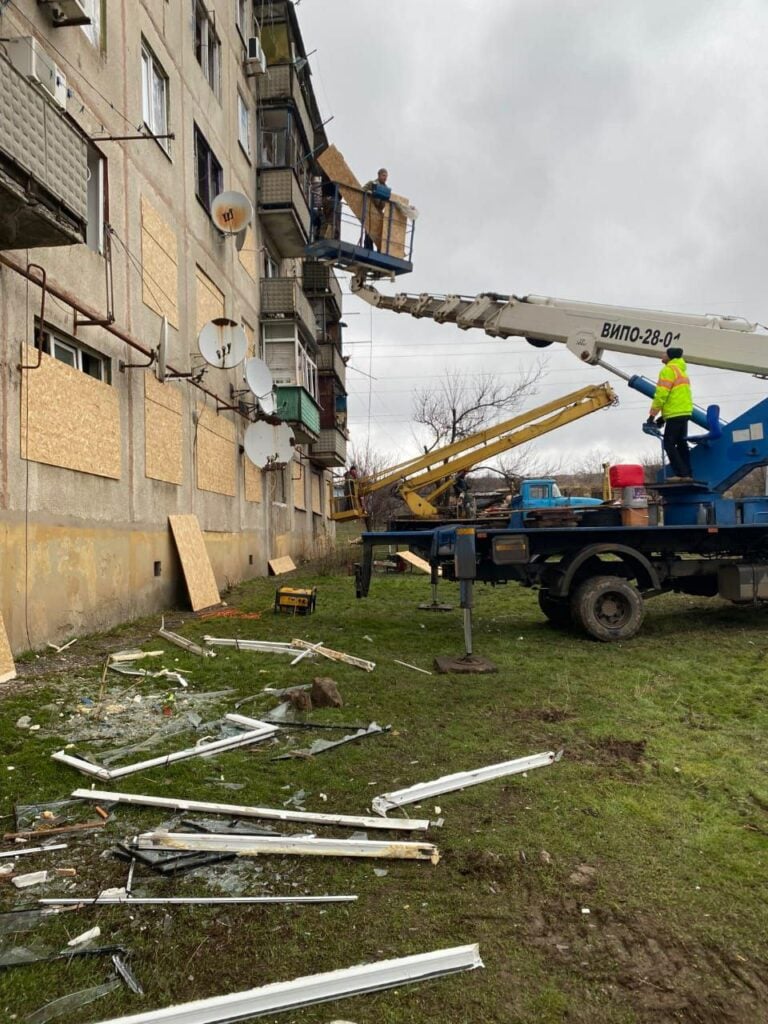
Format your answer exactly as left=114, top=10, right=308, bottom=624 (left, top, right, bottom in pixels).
left=193, top=123, right=223, bottom=215
left=237, top=90, right=251, bottom=157
left=36, top=323, right=111, bottom=383
left=195, top=1, right=221, bottom=97
left=141, top=41, right=170, bottom=154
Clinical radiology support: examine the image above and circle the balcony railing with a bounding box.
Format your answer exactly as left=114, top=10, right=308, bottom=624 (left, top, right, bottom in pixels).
left=260, top=63, right=314, bottom=153
left=0, top=55, right=88, bottom=248
left=316, top=343, right=346, bottom=382
left=261, top=277, right=317, bottom=341
left=310, top=426, right=347, bottom=468
left=276, top=384, right=320, bottom=444
left=257, top=167, right=310, bottom=258
left=303, top=261, right=343, bottom=317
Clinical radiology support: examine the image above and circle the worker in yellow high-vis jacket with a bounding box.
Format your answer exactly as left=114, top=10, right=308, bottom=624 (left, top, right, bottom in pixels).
left=646, top=347, right=694, bottom=480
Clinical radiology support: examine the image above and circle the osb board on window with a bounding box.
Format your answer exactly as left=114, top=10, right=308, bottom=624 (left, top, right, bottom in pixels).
left=141, top=196, right=179, bottom=328
left=238, top=225, right=258, bottom=282
left=144, top=372, right=183, bottom=485
left=292, top=458, right=306, bottom=510
left=242, top=321, right=256, bottom=358
left=244, top=459, right=262, bottom=503
left=318, top=144, right=382, bottom=243
left=168, top=514, right=221, bottom=612
left=196, top=405, right=236, bottom=497
left=195, top=266, right=226, bottom=336
left=311, top=470, right=322, bottom=514
left=21, top=348, right=120, bottom=479
left=0, top=612, right=16, bottom=684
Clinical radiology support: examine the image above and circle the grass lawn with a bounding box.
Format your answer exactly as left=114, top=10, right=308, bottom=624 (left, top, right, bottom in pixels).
left=1, top=552, right=767, bottom=1023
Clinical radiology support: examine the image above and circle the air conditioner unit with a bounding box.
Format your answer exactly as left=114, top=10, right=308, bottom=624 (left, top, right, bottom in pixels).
left=244, top=36, right=266, bottom=76
left=4, top=36, right=59, bottom=98
left=39, top=0, right=92, bottom=27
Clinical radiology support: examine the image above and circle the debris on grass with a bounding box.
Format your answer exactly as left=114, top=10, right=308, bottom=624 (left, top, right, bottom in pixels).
left=393, top=659, right=433, bottom=675
left=159, top=617, right=216, bottom=658
left=372, top=750, right=563, bottom=816
left=12, top=870, right=48, bottom=889
left=112, top=953, right=144, bottom=995
left=272, top=722, right=390, bottom=761
left=0, top=843, right=67, bottom=860
left=134, top=831, right=441, bottom=864
left=82, top=944, right=481, bottom=1024
left=311, top=677, right=343, bottom=707
left=67, top=925, right=101, bottom=947
left=26, top=979, right=121, bottom=1024
left=41, top=893, right=358, bottom=907
left=291, top=639, right=376, bottom=672
left=72, top=788, right=432, bottom=832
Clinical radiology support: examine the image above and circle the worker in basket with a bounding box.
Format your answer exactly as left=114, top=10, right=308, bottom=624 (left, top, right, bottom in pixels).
left=646, top=347, right=693, bottom=481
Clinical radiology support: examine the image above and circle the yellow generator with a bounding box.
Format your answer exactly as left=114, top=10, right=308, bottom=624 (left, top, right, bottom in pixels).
left=274, top=586, right=317, bottom=616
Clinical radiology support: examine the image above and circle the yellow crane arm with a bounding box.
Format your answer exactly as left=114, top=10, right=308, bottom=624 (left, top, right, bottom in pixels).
left=333, top=382, right=617, bottom=521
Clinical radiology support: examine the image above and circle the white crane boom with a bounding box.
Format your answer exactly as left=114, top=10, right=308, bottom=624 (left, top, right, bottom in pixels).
left=351, top=279, right=768, bottom=375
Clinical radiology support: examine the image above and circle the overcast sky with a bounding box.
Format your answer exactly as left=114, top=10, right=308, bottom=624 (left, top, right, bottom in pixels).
left=298, top=0, right=768, bottom=475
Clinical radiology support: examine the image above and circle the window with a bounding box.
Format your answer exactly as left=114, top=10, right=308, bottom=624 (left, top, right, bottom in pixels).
left=86, top=144, right=105, bottom=253
left=263, top=251, right=280, bottom=278
left=141, top=42, right=169, bottom=152
left=193, top=124, right=223, bottom=214
left=236, top=0, right=249, bottom=39
left=36, top=323, right=110, bottom=383
left=80, top=0, right=103, bottom=49
left=237, top=91, right=251, bottom=157
left=195, top=1, right=221, bottom=96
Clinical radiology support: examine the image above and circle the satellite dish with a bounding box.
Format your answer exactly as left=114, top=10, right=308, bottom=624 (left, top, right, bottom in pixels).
left=198, top=318, right=247, bottom=369
left=274, top=423, right=295, bottom=464
left=211, top=191, right=254, bottom=235
left=245, top=357, right=273, bottom=397
left=244, top=422, right=277, bottom=468
left=155, top=316, right=168, bottom=383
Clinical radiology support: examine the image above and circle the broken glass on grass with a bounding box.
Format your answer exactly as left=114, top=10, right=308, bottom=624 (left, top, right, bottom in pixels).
left=26, top=979, right=121, bottom=1024
left=272, top=723, right=391, bottom=760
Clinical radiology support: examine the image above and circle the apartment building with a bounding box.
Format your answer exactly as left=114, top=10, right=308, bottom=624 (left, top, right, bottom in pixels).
left=0, top=0, right=348, bottom=652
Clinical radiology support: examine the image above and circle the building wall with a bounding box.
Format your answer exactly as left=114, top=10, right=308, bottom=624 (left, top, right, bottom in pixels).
left=0, top=0, right=334, bottom=653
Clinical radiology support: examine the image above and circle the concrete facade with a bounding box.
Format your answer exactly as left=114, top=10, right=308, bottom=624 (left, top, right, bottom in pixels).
left=0, top=0, right=345, bottom=653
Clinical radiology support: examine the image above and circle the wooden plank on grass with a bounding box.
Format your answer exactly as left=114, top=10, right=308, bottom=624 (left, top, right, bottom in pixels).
left=168, top=515, right=221, bottom=612
left=394, top=550, right=432, bottom=575
left=0, top=612, right=15, bottom=684
left=268, top=556, right=296, bottom=576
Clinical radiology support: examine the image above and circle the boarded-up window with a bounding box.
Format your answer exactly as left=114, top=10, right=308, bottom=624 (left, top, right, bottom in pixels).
left=238, top=224, right=258, bottom=282
left=196, top=405, right=236, bottom=496
left=141, top=196, right=179, bottom=327
left=145, top=372, right=183, bottom=485
left=292, top=456, right=306, bottom=510
left=195, top=266, right=225, bottom=336
left=21, top=348, right=120, bottom=479
left=244, top=459, right=262, bottom=502
left=311, top=470, right=322, bottom=514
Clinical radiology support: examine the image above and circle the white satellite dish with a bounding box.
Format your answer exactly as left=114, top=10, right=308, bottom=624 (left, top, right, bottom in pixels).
left=244, top=422, right=277, bottom=468
left=244, top=357, right=274, bottom=398
left=211, top=191, right=254, bottom=235
left=155, top=316, right=168, bottom=383
left=274, top=423, right=295, bottom=464
left=198, top=318, right=247, bottom=369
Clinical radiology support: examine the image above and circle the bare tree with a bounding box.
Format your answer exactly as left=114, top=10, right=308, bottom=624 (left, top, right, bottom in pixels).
left=412, top=365, right=544, bottom=452
left=346, top=442, right=404, bottom=529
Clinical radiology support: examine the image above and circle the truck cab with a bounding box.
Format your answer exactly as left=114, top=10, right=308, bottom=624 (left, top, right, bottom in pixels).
left=506, top=479, right=602, bottom=526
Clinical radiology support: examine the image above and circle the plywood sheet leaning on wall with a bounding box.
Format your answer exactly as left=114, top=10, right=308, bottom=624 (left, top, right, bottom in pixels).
left=0, top=613, right=16, bottom=684
left=168, top=515, right=221, bottom=611
left=268, top=556, right=296, bottom=576
left=140, top=196, right=179, bottom=328
left=21, top=349, right=121, bottom=479
left=144, top=373, right=183, bottom=485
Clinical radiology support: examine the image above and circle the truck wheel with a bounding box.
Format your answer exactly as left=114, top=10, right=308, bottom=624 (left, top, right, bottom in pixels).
left=571, top=575, right=644, bottom=642
left=537, top=589, right=572, bottom=628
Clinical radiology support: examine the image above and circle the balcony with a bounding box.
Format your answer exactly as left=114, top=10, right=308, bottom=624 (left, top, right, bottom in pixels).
left=257, top=167, right=310, bottom=258
left=316, top=343, right=346, bottom=383
left=0, top=56, right=87, bottom=249
left=303, top=261, right=342, bottom=318
left=261, top=277, right=317, bottom=342
left=310, top=426, right=347, bottom=468
left=276, top=385, right=320, bottom=445
left=260, top=63, right=315, bottom=153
